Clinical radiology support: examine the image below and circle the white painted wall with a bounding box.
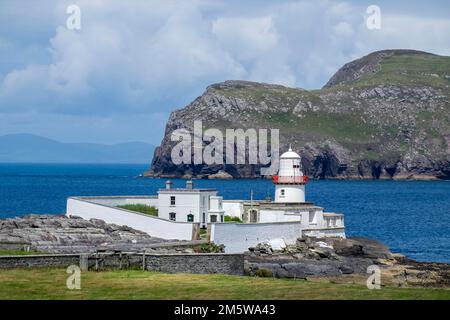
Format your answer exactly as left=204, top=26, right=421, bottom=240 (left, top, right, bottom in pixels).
left=158, top=192, right=201, bottom=223
left=274, top=184, right=305, bottom=203
left=208, top=196, right=225, bottom=222
left=66, top=197, right=196, bottom=240
left=223, top=201, right=244, bottom=218
left=210, top=222, right=304, bottom=253
left=259, top=209, right=295, bottom=223
left=259, top=208, right=325, bottom=227
left=303, top=228, right=346, bottom=238
left=157, top=190, right=217, bottom=226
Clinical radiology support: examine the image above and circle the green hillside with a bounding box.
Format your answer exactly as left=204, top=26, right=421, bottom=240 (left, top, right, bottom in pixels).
left=149, top=50, right=450, bottom=180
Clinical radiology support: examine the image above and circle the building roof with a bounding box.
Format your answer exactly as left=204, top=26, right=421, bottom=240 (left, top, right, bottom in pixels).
left=158, top=188, right=217, bottom=193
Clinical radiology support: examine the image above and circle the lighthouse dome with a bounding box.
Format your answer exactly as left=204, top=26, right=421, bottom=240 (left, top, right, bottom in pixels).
left=280, top=147, right=300, bottom=159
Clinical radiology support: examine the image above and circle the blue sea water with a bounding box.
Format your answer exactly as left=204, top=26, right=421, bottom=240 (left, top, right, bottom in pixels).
left=0, top=163, right=449, bottom=263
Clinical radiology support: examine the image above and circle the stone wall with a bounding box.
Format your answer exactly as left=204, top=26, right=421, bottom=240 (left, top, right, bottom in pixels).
left=0, top=253, right=244, bottom=275
left=0, top=254, right=80, bottom=269
left=0, top=241, right=32, bottom=251
left=145, top=254, right=244, bottom=275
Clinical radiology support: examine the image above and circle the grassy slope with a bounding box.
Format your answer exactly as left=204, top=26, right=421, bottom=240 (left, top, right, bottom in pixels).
left=209, top=53, right=450, bottom=162
left=0, top=269, right=449, bottom=300
left=354, top=54, right=450, bottom=88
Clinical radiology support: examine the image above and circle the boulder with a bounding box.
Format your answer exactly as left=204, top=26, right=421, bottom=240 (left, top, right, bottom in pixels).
left=333, top=237, right=393, bottom=259
left=208, top=170, right=233, bottom=179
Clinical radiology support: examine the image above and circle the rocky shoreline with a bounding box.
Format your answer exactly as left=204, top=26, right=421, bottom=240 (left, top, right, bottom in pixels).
left=1, top=215, right=449, bottom=287
left=245, top=237, right=450, bottom=288
left=144, top=172, right=445, bottom=181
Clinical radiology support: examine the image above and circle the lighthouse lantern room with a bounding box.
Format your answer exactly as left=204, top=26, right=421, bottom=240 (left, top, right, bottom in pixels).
left=272, top=147, right=308, bottom=203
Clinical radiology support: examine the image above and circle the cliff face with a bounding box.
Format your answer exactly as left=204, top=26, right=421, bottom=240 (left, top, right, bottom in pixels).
left=147, top=50, right=450, bottom=179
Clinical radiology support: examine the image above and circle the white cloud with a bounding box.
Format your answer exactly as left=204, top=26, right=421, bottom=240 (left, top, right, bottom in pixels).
left=0, top=0, right=449, bottom=143
left=212, top=16, right=296, bottom=86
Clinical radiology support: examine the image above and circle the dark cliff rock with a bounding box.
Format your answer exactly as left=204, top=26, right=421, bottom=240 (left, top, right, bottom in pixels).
left=147, top=50, right=450, bottom=180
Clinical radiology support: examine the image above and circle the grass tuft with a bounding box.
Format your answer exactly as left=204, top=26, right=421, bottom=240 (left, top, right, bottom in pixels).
left=117, top=204, right=158, bottom=217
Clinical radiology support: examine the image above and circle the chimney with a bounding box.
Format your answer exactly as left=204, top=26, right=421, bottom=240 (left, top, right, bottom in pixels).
left=165, top=180, right=173, bottom=190
left=186, top=180, right=193, bottom=190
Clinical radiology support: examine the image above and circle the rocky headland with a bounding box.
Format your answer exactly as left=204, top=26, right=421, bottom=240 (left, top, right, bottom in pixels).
left=147, top=49, right=450, bottom=180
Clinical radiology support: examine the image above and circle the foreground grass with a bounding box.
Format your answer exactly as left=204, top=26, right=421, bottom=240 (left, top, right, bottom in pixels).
left=0, top=269, right=449, bottom=300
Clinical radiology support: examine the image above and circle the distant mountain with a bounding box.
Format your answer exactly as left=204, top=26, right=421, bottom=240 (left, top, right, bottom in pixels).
left=0, top=134, right=154, bottom=164
left=148, top=49, right=450, bottom=180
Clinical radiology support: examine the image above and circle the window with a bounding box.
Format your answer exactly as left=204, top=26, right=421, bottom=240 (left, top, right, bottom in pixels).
left=187, top=214, right=194, bottom=222
left=280, top=189, right=285, bottom=196
left=220, top=215, right=224, bottom=222
left=170, top=196, right=176, bottom=205
left=169, top=212, right=176, bottom=221
left=210, top=215, right=217, bottom=223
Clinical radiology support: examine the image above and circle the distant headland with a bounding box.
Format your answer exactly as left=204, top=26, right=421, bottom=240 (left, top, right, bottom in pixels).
left=147, top=50, right=450, bottom=180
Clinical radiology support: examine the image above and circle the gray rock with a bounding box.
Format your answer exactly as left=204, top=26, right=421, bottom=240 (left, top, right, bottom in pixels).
left=245, top=236, right=389, bottom=278
left=0, top=215, right=180, bottom=253
left=334, top=237, right=393, bottom=259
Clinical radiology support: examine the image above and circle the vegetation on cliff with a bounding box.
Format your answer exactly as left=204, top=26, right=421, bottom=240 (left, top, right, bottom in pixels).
left=148, top=50, right=450, bottom=180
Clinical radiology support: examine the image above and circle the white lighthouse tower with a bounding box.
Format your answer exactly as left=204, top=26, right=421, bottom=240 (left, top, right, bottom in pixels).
left=272, top=146, right=308, bottom=203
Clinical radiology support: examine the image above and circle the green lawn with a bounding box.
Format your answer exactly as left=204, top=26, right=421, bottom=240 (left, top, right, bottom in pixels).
left=117, top=204, right=158, bottom=217
left=0, top=269, right=449, bottom=300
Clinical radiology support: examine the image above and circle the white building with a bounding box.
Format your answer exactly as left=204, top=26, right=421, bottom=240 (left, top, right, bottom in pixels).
left=222, top=147, right=345, bottom=232
left=157, top=180, right=224, bottom=227
left=66, top=146, right=345, bottom=252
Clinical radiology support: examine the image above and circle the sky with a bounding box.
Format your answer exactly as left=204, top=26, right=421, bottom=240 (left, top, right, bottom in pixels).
left=0, top=0, right=449, bottom=144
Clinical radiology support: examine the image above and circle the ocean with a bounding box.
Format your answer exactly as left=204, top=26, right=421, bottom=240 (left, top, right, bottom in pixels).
left=0, top=163, right=449, bottom=263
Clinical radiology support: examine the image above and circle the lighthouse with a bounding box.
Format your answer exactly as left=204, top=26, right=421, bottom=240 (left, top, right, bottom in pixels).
left=272, top=147, right=308, bottom=203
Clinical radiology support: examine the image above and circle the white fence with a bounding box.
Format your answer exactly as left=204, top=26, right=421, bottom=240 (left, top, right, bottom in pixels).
left=66, top=197, right=197, bottom=241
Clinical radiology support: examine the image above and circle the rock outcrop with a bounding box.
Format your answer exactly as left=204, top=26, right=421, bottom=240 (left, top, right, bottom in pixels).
left=0, top=215, right=189, bottom=253
left=244, top=237, right=450, bottom=287
left=147, top=50, right=450, bottom=180
left=245, top=237, right=387, bottom=279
